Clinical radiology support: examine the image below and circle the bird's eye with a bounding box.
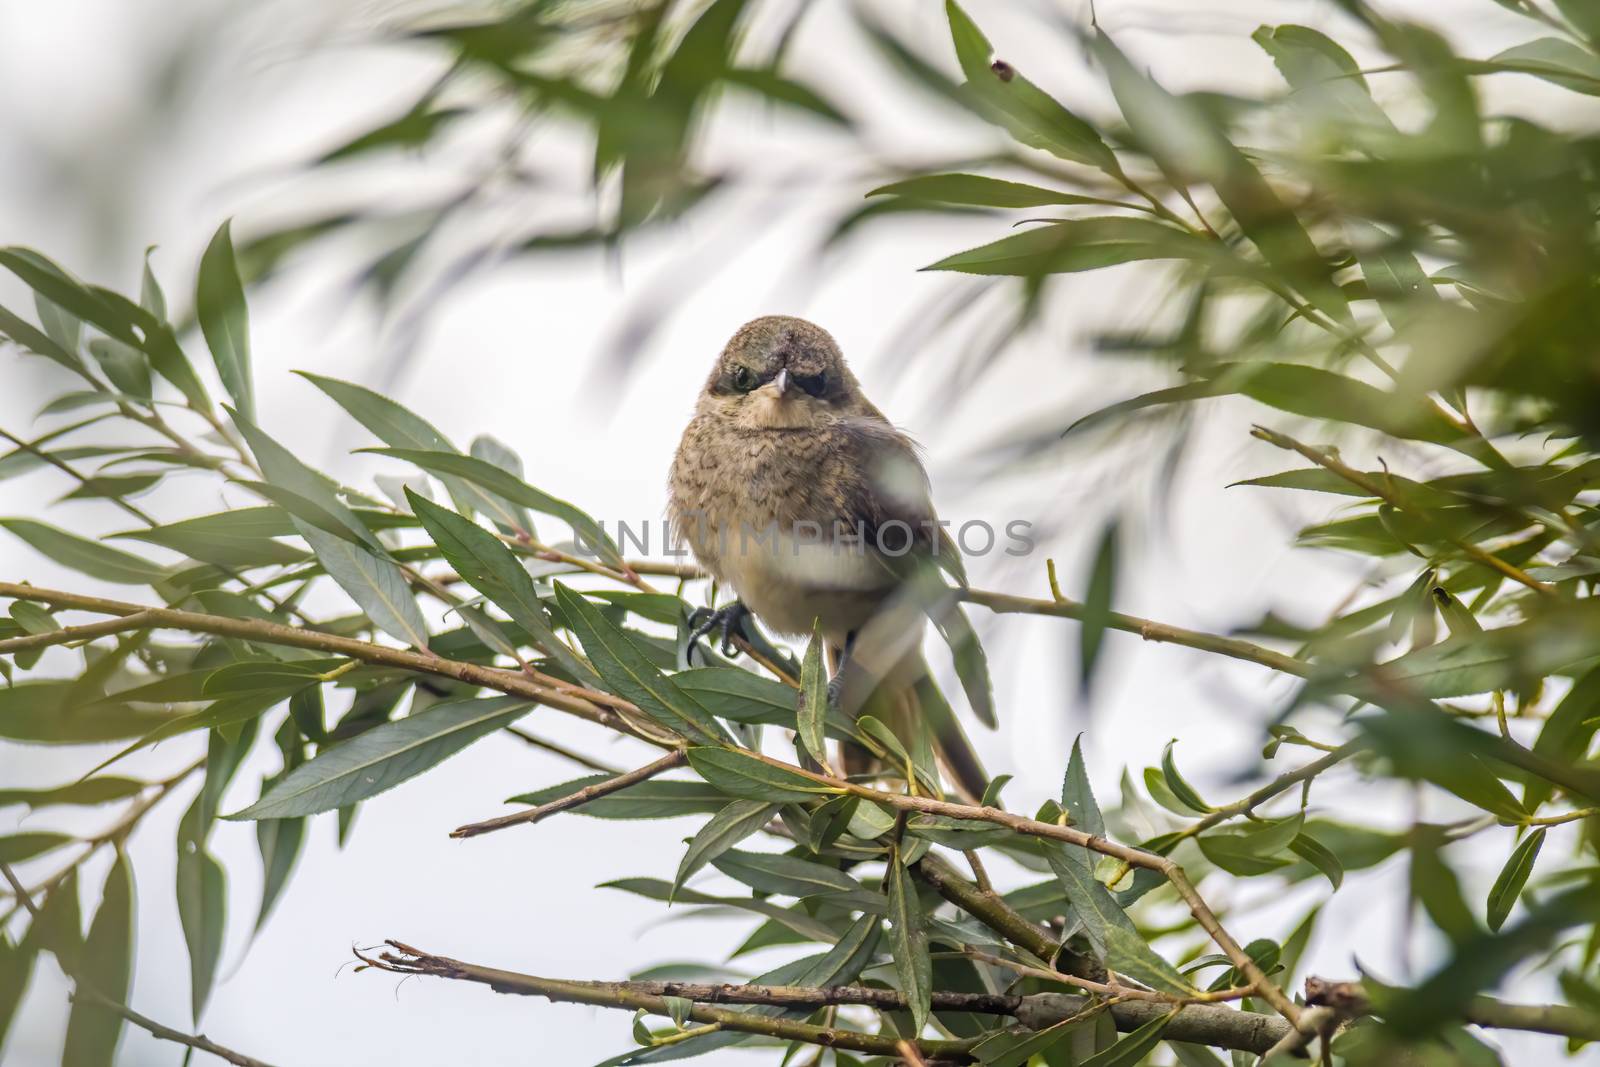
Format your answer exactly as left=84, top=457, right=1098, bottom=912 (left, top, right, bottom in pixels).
left=729, top=366, right=757, bottom=392
left=794, top=372, right=827, bottom=397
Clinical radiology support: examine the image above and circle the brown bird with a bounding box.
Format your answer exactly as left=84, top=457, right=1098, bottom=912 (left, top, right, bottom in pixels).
left=669, top=315, right=992, bottom=800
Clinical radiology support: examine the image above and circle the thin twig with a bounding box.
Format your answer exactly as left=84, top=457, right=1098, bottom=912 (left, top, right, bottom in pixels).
left=504, top=726, right=623, bottom=775
left=0, top=611, right=158, bottom=654
left=451, top=749, right=687, bottom=838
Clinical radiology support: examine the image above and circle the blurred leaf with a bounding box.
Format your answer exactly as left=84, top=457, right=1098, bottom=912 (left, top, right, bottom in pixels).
left=196, top=221, right=254, bottom=419
left=1091, top=32, right=1347, bottom=323
left=175, top=843, right=225, bottom=1020
left=1253, top=24, right=1395, bottom=137
left=0, top=681, right=174, bottom=744
left=555, top=584, right=725, bottom=743
left=925, top=217, right=1210, bottom=276
left=0, top=932, right=32, bottom=1055
left=672, top=799, right=776, bottom=898
left=869, top=174, right=1132, bottom=210
left=1289, top=831, right=1345, bottom=890
left=0, top=777, right=143, bottom=809
left=228, top=695, right=530, bottom=819
left=1481, top=38, right=1600, bottom=95
left=1160, top=740, right=1214, bottom=813
left=1486, top=827, right=1545, bottom=932
left=61, top=849, right=133, bottom=1067
left=1527, top=665, right=1600, bottom=810
left=0, top=519, right=163, bottom=585
left=885, top=849, right=932, bottom=1034
left=1079, top=520, right=1118, bottom=691
left=318, top=106, right=467, bottom=163
left=687, top=747, right=839, bottom=803
left=0, top=832, right=72, bottom=864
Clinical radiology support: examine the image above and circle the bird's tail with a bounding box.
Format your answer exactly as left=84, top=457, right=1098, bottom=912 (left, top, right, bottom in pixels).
left=834, top=647, right=989, bottom=803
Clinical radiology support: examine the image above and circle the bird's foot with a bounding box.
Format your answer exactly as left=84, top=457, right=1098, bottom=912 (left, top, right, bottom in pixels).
left=685, top=601, right=752, bottom=661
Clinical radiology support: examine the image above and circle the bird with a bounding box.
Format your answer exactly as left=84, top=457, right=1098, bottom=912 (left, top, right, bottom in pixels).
left=668, top=314, right=992, bottom=800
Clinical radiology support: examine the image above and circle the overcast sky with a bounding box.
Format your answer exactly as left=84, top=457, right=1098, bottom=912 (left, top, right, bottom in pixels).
left=0, top=1, right=1591, bottom=1064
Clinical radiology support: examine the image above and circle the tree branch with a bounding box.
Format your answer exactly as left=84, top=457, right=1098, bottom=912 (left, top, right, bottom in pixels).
left=358, top=941, right=980, bottom=1061
left=0, top=611, right=159, bottom=655
left=451, top=749, right=687, bottom=838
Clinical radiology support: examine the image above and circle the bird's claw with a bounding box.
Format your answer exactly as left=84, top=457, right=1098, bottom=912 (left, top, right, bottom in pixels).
left=686, top=602, right=751, bottom=661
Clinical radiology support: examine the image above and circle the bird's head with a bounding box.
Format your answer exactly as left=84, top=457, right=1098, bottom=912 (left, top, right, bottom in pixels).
left=699, top=315, right=869, bottom=429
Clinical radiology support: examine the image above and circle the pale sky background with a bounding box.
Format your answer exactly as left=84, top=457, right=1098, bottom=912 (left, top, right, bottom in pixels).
left=0, top=1, right=1593, bottom=1064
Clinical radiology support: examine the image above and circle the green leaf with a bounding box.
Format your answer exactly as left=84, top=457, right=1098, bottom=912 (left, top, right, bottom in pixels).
left=1040, top=842, right=1193, bottom=995
left=1486, top=827, right=1545, bottom=932
left=555, top=584, right=726, bottom=743
left=1253, top=24, right=1395, bottom=137
left=302, top=526, right=431, bottom=650
left=672, top=799, right=777, bottom=898
left=202, top=660, right=335, bottom=699
left=671, top=668, right=801, bottom=724
left=0, top=931, right=34, bottom=1054
left=1091, top=32, right=1347, bottom=324
left=0, top=777, right=144, bottom=809
left=227, top=695, right=532, bottom=819
left=508, top=775, right=729, bottom=819
left=687, top=747, right=840, bottom=803
left=196, top=220, right=254, bottom=419
left=229, top=409, right=382, bottom=551
left=408, top=493, right=594, bottom=682
left=868, top=174, right=1130, bottom=210
left=0, top=519, right=164, bottom=585
left=885, top=850, right=932, bottom=1034
left=114, top=508, right=309, bottom=568
left=944, top=1, right=1116, bottom=170
left=1198, top=817, right=1303, bottom=877
left=1483, top=38, right=1600, bottom=95
left=9, top=601, right=59, bottom=635
left=176, top=843, right=226, bottom=1020
left=1080, top=520, right=1118, bottom=691
left=0, top=681, right=174, bottom=744
left=0, top=832, right=73, bottom=864
left=797, top=623, right=827, bottom=763
left=971, top=1015, right=1083, bottom=1067
left=1160, top=740, right=1213, bottom=813
left=1209, top=363, right=1464, bottom=446
left=924, top=217, right=1210, bottom=276
left=299, top=373, right=528, bottom=535
left=1061, top=737, right=1104, bottom=836
left=365, top=448, right=622, bottom=568
left=61, top=849, right=134, bottom=1067
left=1527, top=665, right=1600, bottom=810
left=1289, top=832, right=1345, bottom=890
left=1411, top=836, right=1480, bottom=946
left=26, top=869, right=81, bottom=969
left=710, top=849, right=871, bottom=902
left=1080, top=1011, right=1173, bottom=1067
left=254, top=806, right=305, bottom=932
left=932, top=602, right=996, bottom=728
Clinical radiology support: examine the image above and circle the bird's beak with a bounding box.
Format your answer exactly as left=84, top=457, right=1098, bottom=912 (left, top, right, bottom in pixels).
left=773, top=368, right=790, bottom=397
